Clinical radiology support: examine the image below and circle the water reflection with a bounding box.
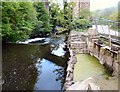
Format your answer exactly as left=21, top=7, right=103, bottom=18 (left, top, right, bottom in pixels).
left=51, top=44, right=66, bottom=57
left=34, top=58, right=64, bottom=90
left=2, top=42, right=68, bottom=91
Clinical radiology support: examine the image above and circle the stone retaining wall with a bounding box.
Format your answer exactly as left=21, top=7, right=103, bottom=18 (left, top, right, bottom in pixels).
left=63, top=49, right=77, bottom=90
left=68, top=31, right=89, bottom=54
left=64, top=29, right=120, bottom=90
left=87, top=28, right=119, bottom=77
left=67, top=29, right=119, bottom=77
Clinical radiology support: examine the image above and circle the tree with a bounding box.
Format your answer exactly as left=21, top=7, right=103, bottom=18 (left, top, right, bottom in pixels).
left=32, top=2, right=51, bottom=37
left=49, top=2, right=64, bottom=32
left=73, top=8, right=92, bottom=31
left=109, top=12, right=118, bottom=21
left=92, top=6, right=118, bottom=20
left=63, top=1, right=73, bottom=31
left=2, top=2, right=37, bottom=42
left=49, top=1, right=74, bottom=33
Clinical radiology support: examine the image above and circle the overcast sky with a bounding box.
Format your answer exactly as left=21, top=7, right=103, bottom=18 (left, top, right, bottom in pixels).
left=52, top=0, right=119, bottom=11
left=90, top=0, right=119, bottom=11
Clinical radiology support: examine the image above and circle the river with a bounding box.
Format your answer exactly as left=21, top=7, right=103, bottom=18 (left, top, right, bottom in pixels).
left=2, top=37, right=112, bottom=90
left=2, top=37, right=69, bottom=91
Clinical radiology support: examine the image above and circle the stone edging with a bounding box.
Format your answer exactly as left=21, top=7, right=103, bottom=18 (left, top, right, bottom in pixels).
left=63, top=48, right=77, bottom=90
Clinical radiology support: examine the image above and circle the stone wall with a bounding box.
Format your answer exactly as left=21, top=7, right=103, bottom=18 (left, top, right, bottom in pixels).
left=67, top=29, right=119, bottom=77
left=64, top=49, right=77, bottom=90
left=87, top=39, right=119, bottom=76
left=87, top=29, right=119, bottom=77
left=67, top=31, right=89, bottom=54
left=87, top=28, right=119, bottom=77
left=65, top=29, right=119, bottom=90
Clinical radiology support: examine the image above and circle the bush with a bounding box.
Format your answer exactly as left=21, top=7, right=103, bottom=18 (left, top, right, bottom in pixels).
left=74, top=19, right=92, bottom=30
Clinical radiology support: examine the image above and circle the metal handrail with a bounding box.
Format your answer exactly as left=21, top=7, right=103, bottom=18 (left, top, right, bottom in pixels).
left=94, top=17, right=120, bottom=24
left=93, top=17, right=120, bottom=49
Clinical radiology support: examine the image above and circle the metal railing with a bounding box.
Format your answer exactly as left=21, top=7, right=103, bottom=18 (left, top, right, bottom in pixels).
left=93, top=17, right=120, bottom=48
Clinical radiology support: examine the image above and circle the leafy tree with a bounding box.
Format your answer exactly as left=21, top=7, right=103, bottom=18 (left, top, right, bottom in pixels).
left=2, top=2, right=37, bottom=42
left=32, top=2, right=51, bottom=37
left=49, top=1, right=73, bottom=33
left=109, top=12, right=118, bottom=21
left=73, top=8, right=92, bottom=31
left=73, top=18, right=91, bottom=30
left=49, top=2, right=64, bottom=32
left=63, top=1, right=73, bottom=31
left=49, top=3, right=59, bottom=30
left=92, top=6, right=118, bottom=20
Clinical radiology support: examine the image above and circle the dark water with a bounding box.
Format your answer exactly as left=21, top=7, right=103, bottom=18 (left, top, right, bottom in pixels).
left=2, top=41, right=69, bottom=90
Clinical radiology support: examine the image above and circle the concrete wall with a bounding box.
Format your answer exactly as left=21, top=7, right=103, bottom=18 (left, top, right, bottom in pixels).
left=87, top=28, right=119, bottom=77
left=68, top=29, right=119, bottom=77
left=87, top=38, right=119, bottom=76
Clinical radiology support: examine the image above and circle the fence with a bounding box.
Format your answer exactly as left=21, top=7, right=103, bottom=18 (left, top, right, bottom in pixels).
left=93, top=17, right=120, bottom=48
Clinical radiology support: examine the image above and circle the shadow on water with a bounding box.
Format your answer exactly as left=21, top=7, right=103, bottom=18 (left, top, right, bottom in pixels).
left=2, top=37, right=69, bottom=91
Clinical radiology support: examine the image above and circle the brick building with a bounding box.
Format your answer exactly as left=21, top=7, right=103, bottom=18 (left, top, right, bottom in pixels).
left=71, top=0, right=90, bottom=17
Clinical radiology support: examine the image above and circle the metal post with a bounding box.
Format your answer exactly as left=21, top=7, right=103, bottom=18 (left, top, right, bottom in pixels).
left=94, top=18, right=98, bottom=33
left=108, top=21, right=111, bottom=49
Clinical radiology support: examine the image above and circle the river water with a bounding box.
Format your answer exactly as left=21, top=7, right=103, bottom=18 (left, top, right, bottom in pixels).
left=2, top=37, right=69, bottom=91
left=2, top=37, right=108, bottom=91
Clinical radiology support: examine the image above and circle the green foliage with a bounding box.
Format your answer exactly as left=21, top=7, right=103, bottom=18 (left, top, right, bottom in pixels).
left=92, top=6, right=118, bottom=19
left=49, top=2, right=64, bottom=31
left=55, top=27, right=67, bottom=32
left=2, top=2, right=52, bottom=42
left=72, top=7, right=92, bottom=32
left=63, top=2, right=73, bottom=31
left=109, top=12, right=118, bottom=21
left=92, top=5, right=119, bottom=32
left=49, top=1, right=73, bottom=33
left=74, top=19, right=92, bottom=31
left=33, top=2, right=51, bottom=32
left=31, top=2, right=51, bottom=37
left=73, top=8, right=92, bottom=32
left=1, top=1, right=93, bottom=42
left=2, top=2, right=37, bottom=42
left=108, top=12, right=118, bottom=31
left=75, top=29, right=86, bottom=32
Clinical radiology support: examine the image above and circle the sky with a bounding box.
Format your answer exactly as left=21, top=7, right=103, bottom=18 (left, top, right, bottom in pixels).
left=90, top=0, right=120, bottom=11
left=52, top=0, right=119, bottom=11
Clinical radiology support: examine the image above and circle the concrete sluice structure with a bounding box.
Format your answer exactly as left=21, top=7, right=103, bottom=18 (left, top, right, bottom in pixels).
left=64, top=28, right=120, bottom=90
